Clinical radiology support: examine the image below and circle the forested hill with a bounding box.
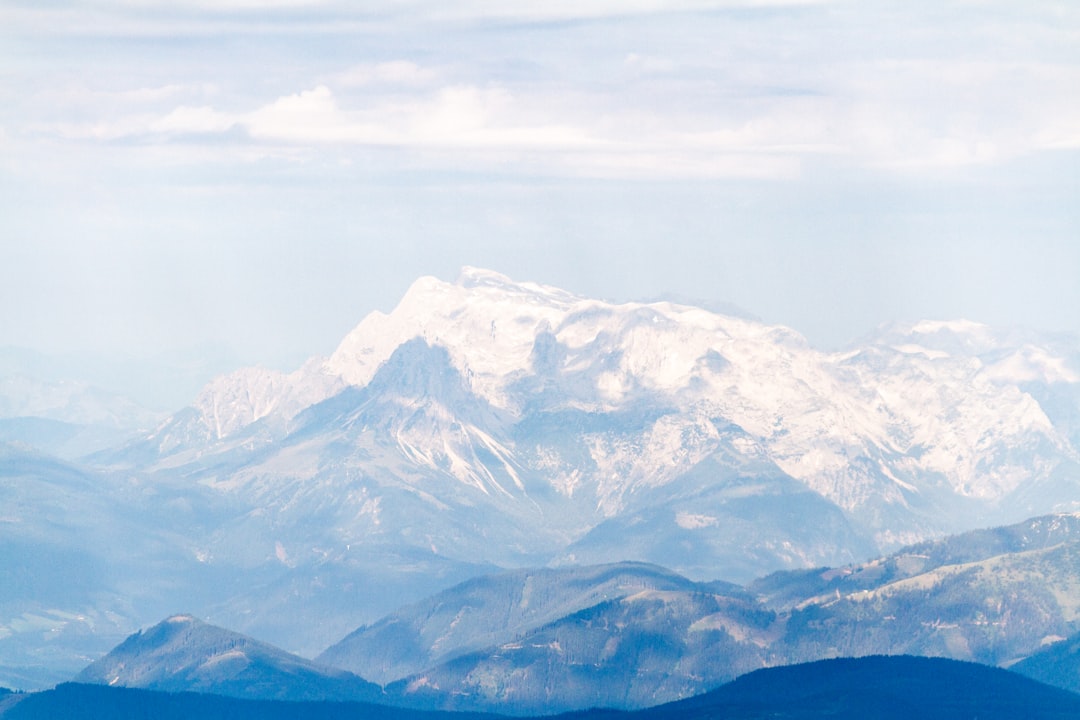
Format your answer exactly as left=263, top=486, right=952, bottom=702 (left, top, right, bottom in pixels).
left=6, top=656, right=1080, bottom=720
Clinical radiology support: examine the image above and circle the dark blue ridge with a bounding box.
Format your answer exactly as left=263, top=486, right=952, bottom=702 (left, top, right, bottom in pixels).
left=634, top=655, right=1080, bottom=720
left=6, top=656, right=1080, bottom=720
left=0, top=683, right=499, bottom=720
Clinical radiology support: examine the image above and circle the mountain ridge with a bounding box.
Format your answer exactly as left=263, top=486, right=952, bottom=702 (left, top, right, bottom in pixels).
left=321, top=513, right=1080, bottom=712
left=155, top=268, right=1080, bottom=530
left=74, top=615, right=381, bottom=703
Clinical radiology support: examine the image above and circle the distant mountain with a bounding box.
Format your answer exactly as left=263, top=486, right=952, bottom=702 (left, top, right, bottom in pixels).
left=0, top=429, right=495, bottom=688
left=117, top=269, right=1080, bottom=568
left=739, top=513, right=1080, bottom=674
left=6, top=657, right=1080, bottom=720
left=0, top=374, right=163, bottom=457
left=318, top=562, right=722, bottom=685
left=751, top=511, right=1080, bottom=608
left=312, top=514, right=1080, bottom=712
left=1011, top=631, right=1080, bottom=694
left=6, top=267, right=1080, bottom=686
left=0, top=344, right=241, bottom=414
left=0, top=444, right=214, bottom=690
left=74, top=615, right=381, bottom=703
left=383, top=585, right=772, bottom=713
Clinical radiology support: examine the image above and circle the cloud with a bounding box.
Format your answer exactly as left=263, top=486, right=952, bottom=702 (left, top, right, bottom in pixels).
left=10, top=2, right=1080, bottom=180
left=86, top=0, right=337, bottom=10
left=0, top=0, right=825, bottom=41
left=244, top=86, right=383, bottom=143
left=108, top=85, right=190, bottom=103
left=149, top=105, right=237, bottom=134
left=50, top=81, right=802, bottom=178
left=835, top=60, right=1080, bottom=169
left=333, top=61, right=439, bottom=88
left=240, top=83, right=598, bottom=153
left=32, top=55, right=1080, bottom=180
left=410, top=85, right=513, bottom=141
left=72, top=0, right=828, bottom=19
left=394, top=0, right=828, bottom=23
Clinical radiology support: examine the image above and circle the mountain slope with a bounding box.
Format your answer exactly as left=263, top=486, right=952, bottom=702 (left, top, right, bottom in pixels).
left=130, top=268, right=1080, bottom=553
left=318, top=562, right=713, bottom=685
left=74, top=615, right=381, bottom=703
left=751, top=512, right=1080, bottom=608
left=320, top=515, right=1080, bottom=712
left=757, top=513, right=1080, bottom=669
left=1011, top=630, right=1080, bottom=694
left=385, top=586, right=774, bottom=713
left=642, top=655, right=1080, bottom=720
left=0, top=445, right=226, bottom=690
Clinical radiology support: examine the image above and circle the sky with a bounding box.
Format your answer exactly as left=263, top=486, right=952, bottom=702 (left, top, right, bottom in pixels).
left=2, top=0, right=1079, bottom=405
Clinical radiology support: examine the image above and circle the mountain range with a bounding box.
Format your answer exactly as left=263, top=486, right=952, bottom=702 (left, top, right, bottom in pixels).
left=46, top=511, right=1080, bottom=714
left=326, top=513, right=1080, bottom=713
left=2, top=267, right=1079, bottom=690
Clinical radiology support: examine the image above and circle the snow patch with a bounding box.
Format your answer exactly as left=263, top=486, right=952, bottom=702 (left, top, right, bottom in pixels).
left=166, top=614, right=196, bottom=624
left=676, top=512, right=718, bottom=529
left=892, top=344, right=949, bottom=360
left=274, top=541, right=292, bottom=566
left=910, top=319, right=989, bottom=335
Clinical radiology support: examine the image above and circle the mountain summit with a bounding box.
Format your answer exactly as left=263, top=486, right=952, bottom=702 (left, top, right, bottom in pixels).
left=144, top=267, right=1079, bottom=543
left=74, top=615, right=379, bottom=703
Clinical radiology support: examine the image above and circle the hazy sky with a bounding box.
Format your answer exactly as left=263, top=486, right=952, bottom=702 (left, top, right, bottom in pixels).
left=2, top=0, right=1079, bottom=387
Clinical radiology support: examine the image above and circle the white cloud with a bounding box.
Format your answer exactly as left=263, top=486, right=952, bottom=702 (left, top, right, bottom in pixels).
left=149, top=105, right=236, bottom=134
left=398, top=0, right=828, bottom=23
left=241, top=83, right=598, bottom=152
left=32, top=54, right=1080, bottom=180
left=55, top=82, right=805, bottom=178
left=101, top=0, right=336, bottom=9
left=334, top=61, right=439, bottom=88
left=411, top=85, right=512, bottom=140
left=9, top=1, right=1080, bottom=180
left=109, top=84, right=190, bottom=103
left=244, top=85, right=385, bottom=143
left=0, top=0, right=825, bottom=40
left=834, top=60, right=1080, bottom=169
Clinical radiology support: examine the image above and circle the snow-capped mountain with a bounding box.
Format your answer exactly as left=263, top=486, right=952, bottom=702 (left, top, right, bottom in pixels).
left=14, top=267, right=1079, bottom=685
left=139, top=267, right=1079, bottom=544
